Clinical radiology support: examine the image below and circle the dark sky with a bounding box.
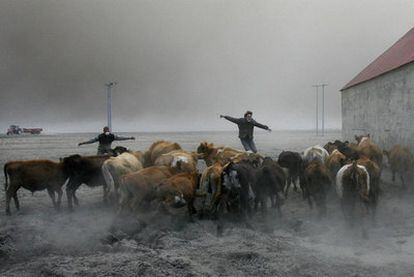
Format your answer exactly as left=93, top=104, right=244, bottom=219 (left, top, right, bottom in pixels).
left=1, top=0, right=413, bottom=132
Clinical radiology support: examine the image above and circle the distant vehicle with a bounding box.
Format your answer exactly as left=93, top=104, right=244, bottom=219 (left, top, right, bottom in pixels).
left=6, top=125, right=43, bottom=135
left=7, top=125, right=22, bottom=135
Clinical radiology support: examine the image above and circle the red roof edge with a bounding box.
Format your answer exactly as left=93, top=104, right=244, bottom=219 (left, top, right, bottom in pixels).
left=341, top=27, right=414, bottom=91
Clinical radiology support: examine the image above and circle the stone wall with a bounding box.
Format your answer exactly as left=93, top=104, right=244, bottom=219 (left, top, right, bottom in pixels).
left=341, top=62, right=414, bottom=150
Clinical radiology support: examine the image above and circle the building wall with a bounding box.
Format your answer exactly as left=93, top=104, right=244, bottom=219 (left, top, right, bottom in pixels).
left=341, top=62, right=414, bottom=150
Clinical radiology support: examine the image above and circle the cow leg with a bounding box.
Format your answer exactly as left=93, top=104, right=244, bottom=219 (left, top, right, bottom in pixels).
left=6, top=185, right=19, bottom=215
left=13, top=192, right=20, bottom=211
left=261, top=197, right=266, bottom=215
left=102, top=184, right=108, bottom=204
left=66, top=187, right=74, bottom=211
left=293, top=177, right=298, bottom=192
left=392, top=171, right=396, bottom=183
left=5, top=191, right=12, bottom=216
left=270, top=194, right=276, bottom=208
left=307, top=194, right=313, bottom=209
left=56, top=187, right=63, bottom=211
left=274, top=192, right=282, bottom=216
left=400, top=174, right=406, bottom=191
left=73, top=190, right=80, bottom=206
left=254, top=196, right=259, bottom=212
left=47, top=188, right=57, bottom=209
left=284, top=180, right=291, bottom=198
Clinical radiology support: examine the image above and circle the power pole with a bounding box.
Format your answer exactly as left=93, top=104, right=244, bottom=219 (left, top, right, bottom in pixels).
left=105, top=82, right=117, bottom=131
left=321, top=84, right=328, bottom=136
left=312, top=83, right=328, bottom=136
left=312, top=85, right=319, bottom=136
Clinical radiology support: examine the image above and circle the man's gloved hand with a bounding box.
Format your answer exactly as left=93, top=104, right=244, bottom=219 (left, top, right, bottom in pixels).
left=78, top=142, right=83, bottom=146
left=130, top=137, right=136, bottom=140
left=220, top=115, right=224, bottom=118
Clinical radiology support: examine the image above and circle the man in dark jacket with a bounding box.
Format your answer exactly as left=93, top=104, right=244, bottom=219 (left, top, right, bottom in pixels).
left=78, top=126, right=135, bottom=155
left=220, top=111, right=271, bottom=153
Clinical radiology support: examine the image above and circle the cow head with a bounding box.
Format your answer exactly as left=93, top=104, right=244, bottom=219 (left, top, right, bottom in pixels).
left=197, top=142, right=214, bottom=159
left=112, top=146, right=128, bottom=156
left=156, top=182, right=186, bottom=208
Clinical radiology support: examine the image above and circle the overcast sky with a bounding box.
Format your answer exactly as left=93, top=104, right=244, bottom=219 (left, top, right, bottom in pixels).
left=1, top=0, right=413, bottom=132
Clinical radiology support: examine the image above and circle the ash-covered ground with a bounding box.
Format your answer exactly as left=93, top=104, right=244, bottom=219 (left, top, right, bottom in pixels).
left=1, top=131, right=414, bottom=276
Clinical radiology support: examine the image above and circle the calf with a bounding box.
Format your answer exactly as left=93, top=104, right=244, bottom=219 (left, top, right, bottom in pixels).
left=4, top=160, right=67, bottom=215
left=384, top=145, right=413, bottom=190
left=62, top=154, right=110, bottom=210
left=277, top=151, right=304, bottom=197
left=303, top=160, right=331, bottom=217
left=253, top=157, right=285, bottom=214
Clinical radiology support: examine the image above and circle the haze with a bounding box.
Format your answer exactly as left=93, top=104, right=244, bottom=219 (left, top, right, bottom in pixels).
left=1, top=0, right=413, bottom=132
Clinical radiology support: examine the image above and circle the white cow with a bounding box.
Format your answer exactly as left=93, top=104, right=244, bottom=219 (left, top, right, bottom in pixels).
left=101, top=151, right=144, bottom=204
left=303, top=145, right=329, bottom=164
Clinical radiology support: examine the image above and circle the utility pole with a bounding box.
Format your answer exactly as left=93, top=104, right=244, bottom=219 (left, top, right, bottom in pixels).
left=321, top=84, right=328, bottom=136
left=312, top=83, right=328, bottom=136
left=312, top=85, right=319, bottom=136
left=105, top=82, right=117, bottom=131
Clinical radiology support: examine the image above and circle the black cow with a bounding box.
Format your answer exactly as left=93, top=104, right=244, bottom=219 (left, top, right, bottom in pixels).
left=62, top=154, right=110, bottom=210
left=253, top=157, right=286, bottom=214
left=277, top=151, right=304, bottom=198
left=221, top=160, right=256, bottom=220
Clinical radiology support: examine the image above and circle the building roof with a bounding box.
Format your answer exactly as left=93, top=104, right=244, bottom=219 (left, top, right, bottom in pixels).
left=341, top=27, right=414, bottom=91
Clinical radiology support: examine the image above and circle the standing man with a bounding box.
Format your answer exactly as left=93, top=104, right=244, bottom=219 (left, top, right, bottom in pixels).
left=220, top=111, right=271, bottom=153
left=78, top=126, right=135, bottom=155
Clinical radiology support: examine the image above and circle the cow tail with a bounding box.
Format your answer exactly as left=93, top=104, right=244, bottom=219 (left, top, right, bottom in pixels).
left=4, top=163, right=8, bottom=192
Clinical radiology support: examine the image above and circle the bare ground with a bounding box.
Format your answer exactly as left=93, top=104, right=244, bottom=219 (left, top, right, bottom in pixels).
left=1, top=132, right=414, bottom=276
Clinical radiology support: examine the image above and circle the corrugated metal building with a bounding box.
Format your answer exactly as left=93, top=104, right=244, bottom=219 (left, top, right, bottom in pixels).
left=341, top=27, right=414, bottom=149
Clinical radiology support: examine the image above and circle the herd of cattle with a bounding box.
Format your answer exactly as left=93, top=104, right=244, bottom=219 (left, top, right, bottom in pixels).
left=3, top=135, right=413, bottom=230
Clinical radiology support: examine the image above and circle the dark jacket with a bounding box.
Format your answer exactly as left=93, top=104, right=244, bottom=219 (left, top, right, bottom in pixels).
left=82, top=133, right=132, bottom=154
left=224, top=116, right=269, bottom=139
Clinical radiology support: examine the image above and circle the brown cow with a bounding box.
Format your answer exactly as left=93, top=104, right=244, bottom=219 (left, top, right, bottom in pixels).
left=357, top=156, right=381, bottom=220
left=118, top=165, right=179, bottom=213
left=197, top=142, right=244, bottom=166
left=355, top=134, right=383, bottom=168
left=383, top=145, right=413, bottom=190
left=156, top=172, right=200, bottom=218
left=154, top=150, right=198, bottom=173
left=198, top=160, right=229, bottom=217
left=302, top=160, right=331, bottom=217
left=325, top=149, right=347, bottom=183
left=143, top=140, right=182, bottom=167
left=4, top=160, right=67, bottom=215
left=62, top=154, right=110, bottom=210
